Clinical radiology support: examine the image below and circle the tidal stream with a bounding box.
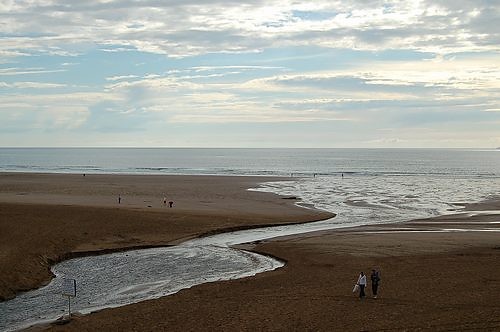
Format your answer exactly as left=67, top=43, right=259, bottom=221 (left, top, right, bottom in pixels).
left=0, top=211, right=348, bottom=332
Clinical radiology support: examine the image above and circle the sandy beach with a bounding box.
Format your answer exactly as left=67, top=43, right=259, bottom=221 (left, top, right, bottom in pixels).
left=0, top=172, right=333, bottom=301
left=1, top=173, right=500, bottom=331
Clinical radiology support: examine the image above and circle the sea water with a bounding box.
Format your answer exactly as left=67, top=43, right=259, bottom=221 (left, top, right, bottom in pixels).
left=1, top=148, right=499, bottom=330
left=1, top=148, right=499, bottom=178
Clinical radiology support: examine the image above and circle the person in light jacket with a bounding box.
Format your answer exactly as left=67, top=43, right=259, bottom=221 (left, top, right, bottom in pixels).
left=357, top=272, right=367, bottom=299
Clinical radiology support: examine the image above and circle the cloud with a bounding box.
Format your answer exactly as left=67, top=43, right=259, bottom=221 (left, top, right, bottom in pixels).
left=0, top=81, right=66, bottom=88
left=0, top=91, right=120, bottom=131
left=0, top=104, right=90, bottom=131
left=1, top=0, right=498, bottom=57
left=39, top=106, right=90, bottom=129
left=190, top=65, right=286, bottom=72
left=242, top=55, right=500, bottom=97
left=0, top=67, right=66, bottom=76
left=106, top=74, right=140, bottom=81
left=57, top=51, right=493, bottom=128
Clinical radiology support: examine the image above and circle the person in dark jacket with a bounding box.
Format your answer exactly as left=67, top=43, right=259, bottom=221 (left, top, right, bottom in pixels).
left=371, top=269, right=380, bottom=299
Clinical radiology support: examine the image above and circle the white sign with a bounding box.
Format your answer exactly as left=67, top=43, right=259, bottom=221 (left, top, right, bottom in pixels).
left=62, top=278, right=76, bottom=297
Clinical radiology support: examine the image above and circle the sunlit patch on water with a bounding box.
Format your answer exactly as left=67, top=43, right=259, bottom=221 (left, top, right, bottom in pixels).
left=256, top=175, right=500, bottom=228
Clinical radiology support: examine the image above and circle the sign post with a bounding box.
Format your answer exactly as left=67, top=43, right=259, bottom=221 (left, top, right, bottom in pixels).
left=62, top=278, right=77, bottom=319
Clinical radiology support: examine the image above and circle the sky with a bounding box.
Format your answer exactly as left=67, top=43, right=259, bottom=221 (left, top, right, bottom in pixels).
left=1, top=0, right=499, bottom=148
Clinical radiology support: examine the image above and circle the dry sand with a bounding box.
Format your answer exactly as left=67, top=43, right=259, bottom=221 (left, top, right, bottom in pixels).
left=1, top=173, right=500, bottom=331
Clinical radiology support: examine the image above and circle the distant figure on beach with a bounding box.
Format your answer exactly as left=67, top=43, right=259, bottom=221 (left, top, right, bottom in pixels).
left=341, top=173, right=344, bottom=178
left=357, top=272, right=366, bottom=299
left=163, top=197, right=167, bottom=207
left=168, top=201, right=173, bottom=208
left=118, top=195, right=121, bottom=204
left=371, top=269, right=380, bottom=299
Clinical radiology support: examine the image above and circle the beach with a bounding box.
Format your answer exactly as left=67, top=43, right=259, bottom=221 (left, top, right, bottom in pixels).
left=0, top=172, right=333, bottom=301
left=1, top=173, right=500, bottom=331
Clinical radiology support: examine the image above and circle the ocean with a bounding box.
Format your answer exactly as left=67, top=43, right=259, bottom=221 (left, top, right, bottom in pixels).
left=1, top=148, right=500, bottom=330
left=1, top=148, right=499, bottom=178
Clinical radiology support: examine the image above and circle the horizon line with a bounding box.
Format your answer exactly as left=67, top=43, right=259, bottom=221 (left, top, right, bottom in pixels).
left=1, top=146, right=499, bottom=150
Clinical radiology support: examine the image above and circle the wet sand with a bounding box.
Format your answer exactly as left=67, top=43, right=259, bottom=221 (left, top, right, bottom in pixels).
left=2, top=173, right=500, bottom=331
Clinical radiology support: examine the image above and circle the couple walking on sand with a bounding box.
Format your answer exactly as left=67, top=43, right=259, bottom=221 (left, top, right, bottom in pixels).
left=355, top=269, right=380, bottom=299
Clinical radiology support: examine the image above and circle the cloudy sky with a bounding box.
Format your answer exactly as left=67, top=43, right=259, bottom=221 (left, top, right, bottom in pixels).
left=1, top=0, right=499, bottom=147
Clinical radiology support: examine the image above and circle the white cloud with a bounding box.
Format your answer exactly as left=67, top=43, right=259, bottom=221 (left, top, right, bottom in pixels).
left=0, top=91, right=121, bottom=130
left=191, top=65, right=285, bottom=72
left=241, top=55, right=500, bottom=99
left=38, top=106, right=90, bottom=129
left=106, top=74, right=139, bottom=81
left=104, top=75, right=202, bottom=91
left=0, top=81, right=66, bottom=88
left=0, top=67, right=66, bottom=76
left=66, top=51, right=497, bottom=127
left=1, top=0, right=498, bottom=57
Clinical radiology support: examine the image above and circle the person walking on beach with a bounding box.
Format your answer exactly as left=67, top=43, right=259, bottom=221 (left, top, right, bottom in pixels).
left=371, top=269, right=380, bottom=299
left=357, top=272, right=367, bottom=299
left=118, top=194, right=121, bottom=204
